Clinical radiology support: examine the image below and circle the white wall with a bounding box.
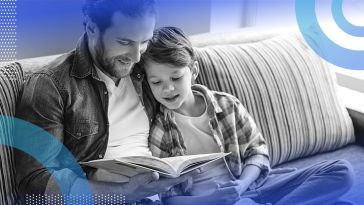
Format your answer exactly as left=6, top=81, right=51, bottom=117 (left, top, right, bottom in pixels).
left=209, top=0, right=246, bottom=33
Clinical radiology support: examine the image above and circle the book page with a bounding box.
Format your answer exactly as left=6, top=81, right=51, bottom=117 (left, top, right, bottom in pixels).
left=115, top=155, right=175, bottom=174
left=81, top=153, right=230, bottom=178
left=81, top=159, right=173, bottom=177
left=162, top=152, right=230, bottom=174
left=82, top=159, right=151, bottom=177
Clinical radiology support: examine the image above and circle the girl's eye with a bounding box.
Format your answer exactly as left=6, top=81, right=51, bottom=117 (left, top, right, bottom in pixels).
left=151, top=81, right=161, bottom=85
left=172, top=76, right=182, bottom=81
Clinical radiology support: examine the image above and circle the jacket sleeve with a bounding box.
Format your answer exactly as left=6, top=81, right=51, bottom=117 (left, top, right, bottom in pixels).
left=233, top=97, right=270, bottom=184
left=15, top=73, right=79, bottom=196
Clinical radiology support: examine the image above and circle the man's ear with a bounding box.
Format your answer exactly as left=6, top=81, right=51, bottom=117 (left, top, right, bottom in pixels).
left=191, top=61, right=199, bottom=84
left=84, top=15, right=99, bottom=38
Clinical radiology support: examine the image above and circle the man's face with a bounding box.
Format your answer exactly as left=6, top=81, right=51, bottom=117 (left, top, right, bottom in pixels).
left=92, top=12, right=155, bottom=79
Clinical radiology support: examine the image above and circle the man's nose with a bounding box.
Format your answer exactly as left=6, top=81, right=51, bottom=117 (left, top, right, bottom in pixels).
left=129, top=44, right=142, bottom=63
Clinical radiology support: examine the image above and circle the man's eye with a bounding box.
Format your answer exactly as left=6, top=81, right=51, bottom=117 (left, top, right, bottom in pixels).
left=117, top=41, right=130, bottom=46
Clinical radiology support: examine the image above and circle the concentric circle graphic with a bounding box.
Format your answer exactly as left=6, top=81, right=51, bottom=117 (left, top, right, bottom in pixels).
left=296, top=0, right=364, bottom=70
left=332, top=0, right=364, bottom=37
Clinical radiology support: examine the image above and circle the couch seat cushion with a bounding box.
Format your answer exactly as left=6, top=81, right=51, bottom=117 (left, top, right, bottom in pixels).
left=277, top=144, right=364, bottom=204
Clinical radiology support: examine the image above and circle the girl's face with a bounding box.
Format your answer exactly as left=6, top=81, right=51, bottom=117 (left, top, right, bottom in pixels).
left=145, top=60, right=198, bottom=113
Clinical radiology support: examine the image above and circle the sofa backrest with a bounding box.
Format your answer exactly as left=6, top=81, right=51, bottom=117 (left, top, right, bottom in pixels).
left=0, top=63, right=23, bottom=205
left=192, top=31, right=355, bottom=167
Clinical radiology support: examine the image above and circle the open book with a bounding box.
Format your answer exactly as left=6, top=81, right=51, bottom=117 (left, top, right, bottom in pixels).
left=81, top=152, right=230, bottom=178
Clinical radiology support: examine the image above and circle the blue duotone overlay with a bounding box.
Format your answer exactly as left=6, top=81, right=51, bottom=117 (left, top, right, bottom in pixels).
left=0, top=115, right=94, bottom=205
left=16, top=0, right=212, bottom=59
left=296, top=0, right=364, bottom=70
left=332, top=0, right=364, bottom=37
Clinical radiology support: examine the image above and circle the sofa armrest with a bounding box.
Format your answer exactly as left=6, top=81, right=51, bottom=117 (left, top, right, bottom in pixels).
left=347, top=108, right=364, bottom=146
left=336, top=86, right=364, bottom=146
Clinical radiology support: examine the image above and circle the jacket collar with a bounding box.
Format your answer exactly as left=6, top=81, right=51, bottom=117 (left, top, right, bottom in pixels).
left=70, top=33, right=99, bottom=79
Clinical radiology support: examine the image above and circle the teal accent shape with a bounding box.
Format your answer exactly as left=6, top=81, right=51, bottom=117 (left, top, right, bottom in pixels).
left=0, top=115, right=94, bottom=205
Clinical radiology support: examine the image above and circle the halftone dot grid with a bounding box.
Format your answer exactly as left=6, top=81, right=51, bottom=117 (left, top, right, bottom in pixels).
left=0, top=0, right=16, bottom=65
left=25, top=194, right=126, bottom=205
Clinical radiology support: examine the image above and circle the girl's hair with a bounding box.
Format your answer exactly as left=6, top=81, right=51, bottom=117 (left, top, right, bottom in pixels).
left=141, top=26, right=195, bottom=68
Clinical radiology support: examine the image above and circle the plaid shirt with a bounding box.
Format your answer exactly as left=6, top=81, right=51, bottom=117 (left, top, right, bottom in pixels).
left=149, top=84, right=270, bottom=198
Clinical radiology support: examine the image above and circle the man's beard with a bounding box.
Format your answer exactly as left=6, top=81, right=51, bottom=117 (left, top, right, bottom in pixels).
left=94, top=39, right=133, bottom=79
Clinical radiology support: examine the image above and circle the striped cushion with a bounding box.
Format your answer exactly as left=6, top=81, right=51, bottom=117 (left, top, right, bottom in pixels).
left=195, top=34, right=355, bottom=167
left=0, top=62, right=23, bottom=204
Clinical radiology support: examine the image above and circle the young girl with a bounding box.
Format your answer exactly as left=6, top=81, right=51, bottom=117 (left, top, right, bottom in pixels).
left=141, top=26, right=354, bottom=205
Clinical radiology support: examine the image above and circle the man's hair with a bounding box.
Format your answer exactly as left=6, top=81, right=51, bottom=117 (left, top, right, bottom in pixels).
left=142, top=26, right=195, bottom=68
left=82, top=0, right=157, bottom=33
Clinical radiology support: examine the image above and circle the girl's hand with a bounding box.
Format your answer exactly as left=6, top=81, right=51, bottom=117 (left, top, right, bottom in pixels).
left=234, top=198, right=261, bottom=205
left=217, top=180, right=249, bottom=196
left=207, top=185, right=241, bottom=205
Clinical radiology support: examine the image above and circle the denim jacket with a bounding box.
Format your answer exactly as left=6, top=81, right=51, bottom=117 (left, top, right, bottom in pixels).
left=15, top=34, right=157, bottom=196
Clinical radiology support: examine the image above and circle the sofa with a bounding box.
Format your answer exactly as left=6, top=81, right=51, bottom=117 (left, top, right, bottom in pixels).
left=0, top=29, right=363, bottom=204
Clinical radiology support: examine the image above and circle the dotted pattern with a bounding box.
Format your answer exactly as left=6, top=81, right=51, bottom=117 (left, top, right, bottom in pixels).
left=0, top=0, right=16, bottom=65
left=25, top=194, right=127, bottom=205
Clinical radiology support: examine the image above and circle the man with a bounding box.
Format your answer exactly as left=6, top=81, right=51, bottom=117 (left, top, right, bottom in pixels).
left=15, top=0, right=191, bottom=203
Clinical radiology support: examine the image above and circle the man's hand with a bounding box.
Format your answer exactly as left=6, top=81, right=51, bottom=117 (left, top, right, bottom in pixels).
left=122, top=171, right=196, bottom=202
left=91, top=169, right=130, bottom=182
left=76, top=170, right=198, bottom=203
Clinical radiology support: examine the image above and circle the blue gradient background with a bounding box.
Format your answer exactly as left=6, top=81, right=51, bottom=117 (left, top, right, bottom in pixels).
left=18, top=0, right=83, bottom=58
left=17, top=0, right=213, bottom=58
left=17, top=0, right=301, bottom=58
left=17, top=0, right=363, bottom=59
